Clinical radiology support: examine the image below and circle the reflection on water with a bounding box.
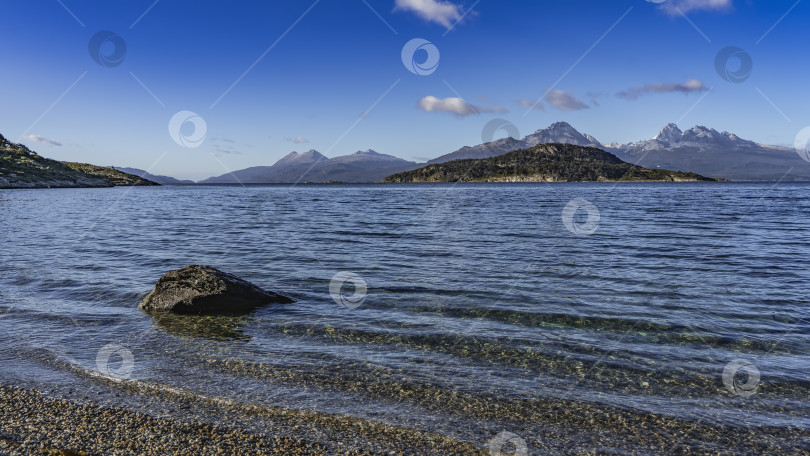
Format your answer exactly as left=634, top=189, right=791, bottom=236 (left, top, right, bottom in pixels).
left=148, top=311, right=252, bottom=342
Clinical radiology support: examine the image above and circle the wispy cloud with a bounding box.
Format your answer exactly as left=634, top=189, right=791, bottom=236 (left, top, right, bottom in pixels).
left=543, top=90, right=589, bottom=111
left=617, top=79, right=708, bottom=100
left=517, top=99, right=544, bottom=111
left=394, top=0, right=463, bottom=28
left=660, top=0, right=733, bottom=15
left=285, top=136, right=310, bottom=144
left=418, top=96, right=506, bottom=116
left=23, top=134, right=62, bottom=146
left=213, top=144, right=241, bottom=155
left=586, top=92, right=604, bottom=107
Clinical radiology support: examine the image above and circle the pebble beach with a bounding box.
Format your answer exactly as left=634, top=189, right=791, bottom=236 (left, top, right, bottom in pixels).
left=0, top=385, right=482, bottom=456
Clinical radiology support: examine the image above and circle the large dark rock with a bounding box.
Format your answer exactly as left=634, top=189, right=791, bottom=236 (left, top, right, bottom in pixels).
left=139, top=265, right=292, bottom=315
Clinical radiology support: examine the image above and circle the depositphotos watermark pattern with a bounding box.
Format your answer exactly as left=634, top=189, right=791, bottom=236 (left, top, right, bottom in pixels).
left=88, top=30, right=127, bottom=68
left=714, top=46, right=753, bottom=83
left=168, top=111, right=207, bottom=148
left=722, top=359, right=760, bottom=398
left=96, top=343, right=135, bottom=379
left=329, top=272, right=368, bottom=309
left=482, top=118, right=520, bottom=144
left=488, top=431, right=528, bottom=456
left=561, top=198, right=600, bottom=236
left=794, top=126, right=810, bottom=163
left=401, top=38, right=440, bottom=76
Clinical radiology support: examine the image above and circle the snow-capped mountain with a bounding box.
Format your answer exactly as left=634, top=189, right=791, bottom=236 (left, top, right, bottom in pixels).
left=614, top=124, right=806, bottom=181
left=273, top=149, right=328, bottom=167
left=523, top=122, right=603, bottom=149
left=428, top=122, right=602, bottom=164
left=618, top=124, right=760, bottom=154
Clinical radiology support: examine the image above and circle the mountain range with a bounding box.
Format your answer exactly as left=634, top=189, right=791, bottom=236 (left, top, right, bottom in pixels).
left=429, top=122, right=808, bottom=182
left=193, top=122, right=808, bottom=183
left=199, top=149, right=418, bottom=184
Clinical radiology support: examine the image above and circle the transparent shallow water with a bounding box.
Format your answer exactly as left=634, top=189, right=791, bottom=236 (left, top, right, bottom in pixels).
left=1, top=183, right=808, bottom=448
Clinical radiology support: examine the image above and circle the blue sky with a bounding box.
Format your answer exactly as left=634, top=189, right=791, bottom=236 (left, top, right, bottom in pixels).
left=1, top=0, right=807, bottom=180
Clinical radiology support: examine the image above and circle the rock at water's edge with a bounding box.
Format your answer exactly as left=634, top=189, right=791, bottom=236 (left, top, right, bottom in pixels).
left=139, top=265, right=292, bottom=315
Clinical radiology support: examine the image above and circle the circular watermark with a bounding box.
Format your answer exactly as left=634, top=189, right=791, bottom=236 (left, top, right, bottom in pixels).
left=482, top=119, right=520, bottom=144
left=561, top=198, right=600, bottom=236
left=488, top=431, right=528, bottom=456
left=401, top=38, right=440, bottom=76
left=168, top=111, right=207, bottom=148
left=794, top=127, right=810, bottom=163
left=88, top=31, right=127, bottom=68
left=96, top=343, right=134, bottom=379
left=329, top=272, right=368, bottom=309
left=714, top=46, right=753, bottom=83
left=722, top=359, right=760, bottom=397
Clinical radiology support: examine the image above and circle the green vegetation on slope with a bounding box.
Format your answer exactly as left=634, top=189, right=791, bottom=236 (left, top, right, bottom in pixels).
left=61, top=162, right=158, bottom=186
left=0, top=133, right=158, bottom=188
left=382, top=143, right=720, bottom=183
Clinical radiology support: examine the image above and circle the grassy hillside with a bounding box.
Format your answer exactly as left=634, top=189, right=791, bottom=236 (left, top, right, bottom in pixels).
left=382, top=143, right=720, bottom=183
left=0, top=133, right=158, bottom=188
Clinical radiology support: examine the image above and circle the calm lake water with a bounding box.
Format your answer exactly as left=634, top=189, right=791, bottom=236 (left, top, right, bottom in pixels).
left=1, top=183, right=808, bottom=452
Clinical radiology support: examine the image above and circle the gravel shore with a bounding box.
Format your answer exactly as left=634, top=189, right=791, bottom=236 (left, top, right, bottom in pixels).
left=0, top=385, right=482, bottom=455
left=2, top=381, right=808, bottom=455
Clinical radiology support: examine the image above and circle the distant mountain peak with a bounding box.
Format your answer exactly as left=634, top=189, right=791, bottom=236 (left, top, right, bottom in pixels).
left=274, top=149, right=328, bottom=167
left=524, top=122, right=604, bottom=149
left=354, top=149, right=382, bottom=155
left=654, top=123, right=683, bottom=142
left=548, top=121, right=575, bottom=129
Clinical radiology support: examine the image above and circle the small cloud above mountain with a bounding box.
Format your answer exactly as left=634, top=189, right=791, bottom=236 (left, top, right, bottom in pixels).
left=285, top=136, right=310, bottom=144
left=418, top=96, right=506, bottom=116
left=543, top=90, right=589, bottom=111
left=617, top=79, right=708, bottom=100
left=23, top=135, right=61, bottom=146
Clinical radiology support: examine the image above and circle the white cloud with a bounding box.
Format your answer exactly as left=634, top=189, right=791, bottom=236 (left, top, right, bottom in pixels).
left=286, top=136, right=310, bottom=144
left=23, top=135, right=61, bottom=146
left=617, top=79, right=708, bottom=100
left=394, top=0, right=463, bottom=28
left=543, top=90, right=589, bottom=111
left=661, top=0, right=733, bottom=15
left=517, top=99, right=545, bottom=111
left=418, top=96, right=506, bottom=116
